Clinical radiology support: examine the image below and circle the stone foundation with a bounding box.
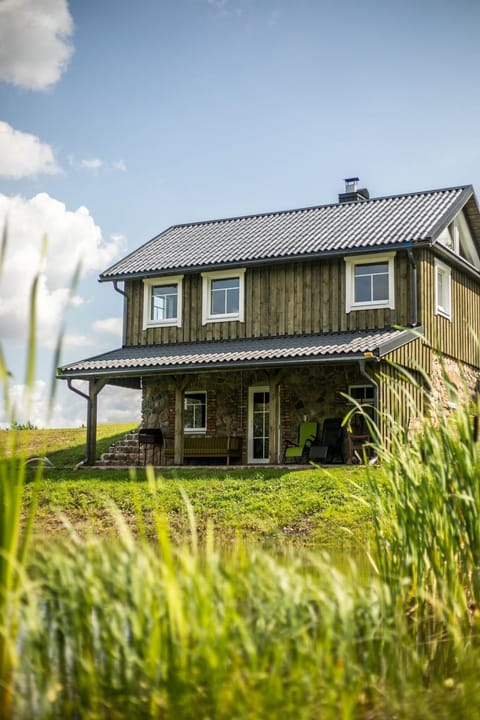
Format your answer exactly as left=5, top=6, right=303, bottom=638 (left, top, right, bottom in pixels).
left=429, top=355, right=478, bottom=415
left=140, top=364, right=375, bottom=464
left=98, top=355, right=480, bottom=467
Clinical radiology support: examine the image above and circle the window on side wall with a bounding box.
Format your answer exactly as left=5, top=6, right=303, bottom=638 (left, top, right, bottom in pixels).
left=435, top=259, right=451, bottom=319
left=143, top=275, right=183, bottom=329
left=345, top=253, right=395, bottom=313
left=202, top=268, right=246, bottom=324
left=184, top=392, right=207, bottom=433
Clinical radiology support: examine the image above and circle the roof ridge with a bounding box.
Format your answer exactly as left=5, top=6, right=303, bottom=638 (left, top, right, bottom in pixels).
left=99, top=184, right=476, bottom=282
left=168, top=185, right=470, bottom=231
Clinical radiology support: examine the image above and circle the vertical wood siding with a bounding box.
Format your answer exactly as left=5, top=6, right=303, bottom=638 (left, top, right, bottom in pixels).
left=380, top=339, right=431, bottom=429
left=419, top=248, right=480, bottom=368
left=125, top=251, right=412, bottom=346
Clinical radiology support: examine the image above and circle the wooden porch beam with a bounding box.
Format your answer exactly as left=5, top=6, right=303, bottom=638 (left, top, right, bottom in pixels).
left=174, top=376, right=189, bottom=465
left=268, top=370, right=285, bottom=464
left=86, top=378, right=108, bottom=465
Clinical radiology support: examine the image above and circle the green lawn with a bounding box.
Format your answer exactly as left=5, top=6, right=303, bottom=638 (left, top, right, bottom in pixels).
left=0, top=425, right=371, bottom=551
left=1, top=424, right=375, bottom=548
left=27, top=465, right=373, bottom=549
left=0, top=423, right=138, bottom=466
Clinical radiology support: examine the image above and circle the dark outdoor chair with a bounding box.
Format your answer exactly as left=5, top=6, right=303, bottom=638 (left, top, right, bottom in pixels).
left=309, top=418, right=344, bottom=464
left=282, top=421, right=318, bottom=463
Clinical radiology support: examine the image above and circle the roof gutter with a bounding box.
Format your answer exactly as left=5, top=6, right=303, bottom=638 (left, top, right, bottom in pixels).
left=58, top=352, right=379, bottom=382
left=429, top=242, right=480, bottom=280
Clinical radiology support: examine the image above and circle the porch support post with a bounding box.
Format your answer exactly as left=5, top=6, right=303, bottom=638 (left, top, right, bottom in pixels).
left=67, top=377, right=108, bottom=465
left=86, top=378, right=108, bottom=465
left=269, top=370, right=283, bottom=464
left=174, top=376, right=188, bottom=465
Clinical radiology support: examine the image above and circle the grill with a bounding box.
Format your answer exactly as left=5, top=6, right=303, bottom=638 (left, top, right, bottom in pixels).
left=138, top=428, right=164, bottom=465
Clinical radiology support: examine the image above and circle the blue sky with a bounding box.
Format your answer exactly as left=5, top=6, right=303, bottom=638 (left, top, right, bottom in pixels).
left=1, top=0, right=480, bottom=427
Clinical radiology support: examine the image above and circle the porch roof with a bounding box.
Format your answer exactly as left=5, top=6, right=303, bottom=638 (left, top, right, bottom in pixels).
left=58, top=327, right=421, bottom=381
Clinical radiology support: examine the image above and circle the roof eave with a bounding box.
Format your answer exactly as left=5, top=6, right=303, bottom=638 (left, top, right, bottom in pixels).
left=376, top=326, right=424, bottom=357
left=58, top=328, right=421, bottom=380
left=58, top=351, right=380, bottom=382
left=98, top=241, right=417, bottom=283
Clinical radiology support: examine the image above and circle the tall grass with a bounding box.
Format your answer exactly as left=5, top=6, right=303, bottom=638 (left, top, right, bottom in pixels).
left=7, top=510, right=423, bottom=719
left=7, top=489, right=480, bottom=720
left=364, top=360, right=480, bottom=630
left=0, top=224, right=40, bottom=719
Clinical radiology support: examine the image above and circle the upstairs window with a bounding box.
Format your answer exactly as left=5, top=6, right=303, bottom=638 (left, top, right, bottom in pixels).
left=345, top=253, right=395, bottom=313
left=202, top=268, right=245, bottom=324
left=184, top=392, right=207, bottom=433
left=211, top=277, right=239, bottom=315
left=435, top=259, right=451, bottom=319
left=143, top=275, right=183, bottom=329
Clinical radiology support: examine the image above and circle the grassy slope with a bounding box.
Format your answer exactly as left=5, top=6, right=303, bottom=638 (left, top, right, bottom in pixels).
left=0, top=423, right=138, bottom=466
left=1, top=425, right=374, bottom=549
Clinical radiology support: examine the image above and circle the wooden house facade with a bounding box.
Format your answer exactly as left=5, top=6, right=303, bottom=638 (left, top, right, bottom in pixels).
left=58, top=180, right=480, bottom=465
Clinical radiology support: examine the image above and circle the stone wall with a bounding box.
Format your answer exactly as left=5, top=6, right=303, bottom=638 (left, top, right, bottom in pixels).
left=141, top=363, right=376, bottom=464
left=429, top=355, right=479, bottom=415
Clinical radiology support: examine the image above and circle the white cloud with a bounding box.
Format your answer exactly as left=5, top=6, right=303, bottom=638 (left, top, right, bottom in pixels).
left=0, top=380, right=51, bottom=429
left=112, top=160, right=127, bottom=172
left=67, top=157, right=127, bottom=173
left=56, top=381, right=141, bottom=428
left=93, top=317, right=123, bottom=337
left=0, top=0, right=74, bottom=91
left=0, top=379, right=140, bottom=429
left=0, top=121, right=61, bottom=178
left=98, top=385, right=141, bottom=425
left=62, top=332, right=97, bottom=349
left=0, top=379, right=71, bottom=429
left=0, top=193, right=126, bottom=349
left=80, top=158, right=103, bottom=170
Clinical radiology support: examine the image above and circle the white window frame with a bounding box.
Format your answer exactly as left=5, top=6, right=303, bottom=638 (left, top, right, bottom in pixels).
left=184, top=391, right=207, bottom=434
left=247, top=385, right=270, bottom=464
left=201, top=268, right=246, bottom=324
left=143, top=275, right=183, bottom=329
left=435, top=258, right=452, bottom=320
left=345, top=252, right=396, bottom=313
left=348, top=384, right=375, bottom=404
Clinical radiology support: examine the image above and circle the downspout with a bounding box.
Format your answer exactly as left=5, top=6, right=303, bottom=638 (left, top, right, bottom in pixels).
left=407, top=248, right=418, bottom=327
left=113, top=280, right=128, bottom=345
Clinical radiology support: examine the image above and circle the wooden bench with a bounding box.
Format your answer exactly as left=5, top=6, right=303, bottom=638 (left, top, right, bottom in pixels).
left=163, top=436, right=242, bottom=465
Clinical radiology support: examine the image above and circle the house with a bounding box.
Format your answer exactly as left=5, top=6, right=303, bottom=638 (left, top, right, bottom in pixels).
left=58, top=178, right=480, bottom=465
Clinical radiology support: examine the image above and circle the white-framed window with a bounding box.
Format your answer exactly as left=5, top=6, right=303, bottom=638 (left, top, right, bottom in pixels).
left=345, top=253, right=396, bottom=313
left=435, top=258, right=451, bottom=319
left=348, top=385, right=375, bottom=404
left=201, top=268, right=245, bottom=324
left=184, top=392, right=207, bottom=433
left=143, top=275, right=183, bottom=329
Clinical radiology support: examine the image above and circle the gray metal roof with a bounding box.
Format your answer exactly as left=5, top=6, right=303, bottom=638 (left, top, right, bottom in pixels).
left=58, top=328, right=421, bottom=379
left=100, top=186, right=475, bottom=280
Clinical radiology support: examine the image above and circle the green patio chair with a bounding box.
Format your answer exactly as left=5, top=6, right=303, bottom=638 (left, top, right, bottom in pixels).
left=282, top=421, right=318, bottom=463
